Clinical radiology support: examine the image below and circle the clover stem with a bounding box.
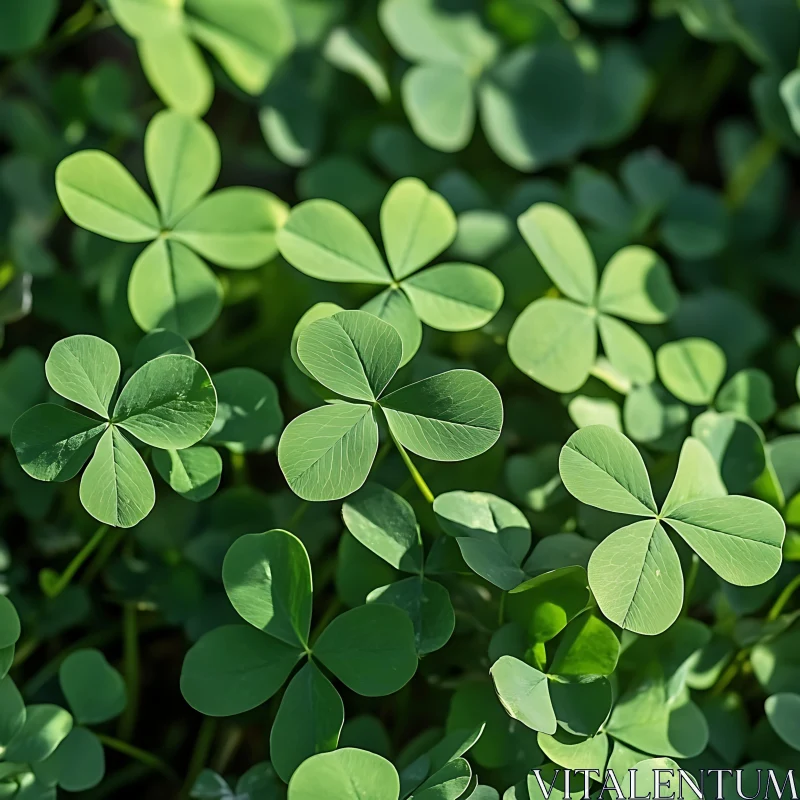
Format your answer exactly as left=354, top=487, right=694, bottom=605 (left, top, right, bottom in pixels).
left=287, top=499, right=309, bottom=530
left=95, top=733, right=179, bottom=782
left=230, top=452, right=248, bottom=486
left=724, top=135, right=780, bottom=211
left=767, top=573, right=800, bottom=622
left=118, top=604, right=140, bottom=741
left=681, top=554, right=699, bottom=617
left=181, top=717, right=218, bottom=798
left=81, top=527, right=124, bottom=585
left=710, top=650, right=748, bottom=697
left=212, top=725, right=244, bottom=774
left=46, top=524, right=110, bottom=598
left=389, top=431, right=435, bottom=504
left=310, top=598, right=343, bottom=647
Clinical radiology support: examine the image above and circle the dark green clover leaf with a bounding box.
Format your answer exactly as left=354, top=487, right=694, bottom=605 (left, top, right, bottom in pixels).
left=606, top=670, right=708, bottom=758
left=765, top=693, right=800, bottom=750
left=12, top=335, right=217, bottom=528
left=58, top=649, right=127, bottom=725
left=277, top=179, right=504, bottom=364
left=560, top=426, right=785, bottom=634
left=508, top=204, right=677, bottom=393
left=433, top=491, right=530, bottom=590
left=108, top=0, right=295, bottom=116
left=278, top=310, right=503, bottom=501
left=344, top=483, right=455, bottom=654
left=182, top=530, right=417, bottom=782
left=56, top=110, right=288, bottom=340
left=32, top=727, right=106, bottom=793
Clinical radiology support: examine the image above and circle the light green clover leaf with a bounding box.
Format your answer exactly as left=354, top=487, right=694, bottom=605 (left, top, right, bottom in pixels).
left=344, top=482, right=455, bottom=654
left=278, top=310, right=503, bottom=502
left=108, top=0, right=295, bottom=116
left=11, top=335, right=217, bottom=528
left=560, top=425, right=785, bottom=635
left=181, top=529, right=418, bottom=782
left=277, top=178, right=504, bottom=364
left=288, top=748, right=400, bottom=800
left=508, top=204, right=678, bottom=393
left=56, top=110, right=288, bottom=340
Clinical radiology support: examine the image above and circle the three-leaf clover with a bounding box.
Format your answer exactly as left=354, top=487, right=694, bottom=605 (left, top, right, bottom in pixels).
left=508, top=203, right=679, bottom=393
left=0, top=594, right=127, bottom=795
left=56, top=109, right=288, bottom=340
left=277, top=178, right=504, bottom=365
left=108, top=0, right=295, bottom=116
left=559, top=425, right=785, bottom=635
left=343, top=482, right=455, bottom=655
left=181, top=529, right=418, bottom=783
left=278, top=309, right=503, bottom=502
left=11, top=335, right=217, bottom=528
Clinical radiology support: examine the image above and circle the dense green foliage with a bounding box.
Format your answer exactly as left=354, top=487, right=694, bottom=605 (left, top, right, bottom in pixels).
left=0, top=0, right=800, bottom=798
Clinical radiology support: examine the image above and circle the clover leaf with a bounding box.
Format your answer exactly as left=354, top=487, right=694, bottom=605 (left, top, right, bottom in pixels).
left=56, top=110, right=288, bottom=340
left=277, top=178, right=504, bottom=364
left=108, top=0, right=295, bottom=116
left=508, top=203, right=678, bottom=393
left=181, top=529, right=418, bottom=783
left=343, top=482, right=455, bottom=654
left=278, top=309, right=503, bottom=501
left=11, top=334, right=217, bottom=528
left=433, top=491, right=531, bottom=590
left=560, top=425, right=785, bottom=635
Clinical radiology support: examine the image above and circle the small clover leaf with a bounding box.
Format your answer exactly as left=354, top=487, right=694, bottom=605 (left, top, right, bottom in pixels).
left=560, top=425, right=785, bottom=635
left=56, top=110, right=288, bottom=340
left=433, top=491, right=531, bottom=590
left=278, top=310, right=503, bottom=501
left=181, top=529, right=418, bottom=783
left=344, top=483, right=455, bottom=654
left=508, top=203, right=679, bottom=393
left=288, top=748, right=400, bottom=800
left=108, top=0, right=295, bottom=116
left=277, top=178, right=504, bottom=364
left=11, top=335, right=217, bottom=528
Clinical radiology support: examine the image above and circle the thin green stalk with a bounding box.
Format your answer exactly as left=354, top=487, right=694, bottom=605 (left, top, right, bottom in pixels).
left=95, top=734, right=179, bottom=782
left=710, top=650, right=748, bottom=697
left=767, top=573, right=800, bottom=622
left=681, top=554, right=699, bottom=617
left=212, top=725, right=244, bottom=774
left=389, top=430, right=434, bottom=504
left=724, top=135, right=779, bottom=211
left=230, top=452, right=248, bottom=486
left=44, top=524, right=110, bottom=598
left=81, top=527, right=124, bottom=585
left=311, top=598, right=343, bottom=647
left=498, top=591, right=507, bottom=626
left=181, top=718, right=218, bottom=798
left=118, top=604, right=140, bottom=741
left=287, top=499, right=309, bottom=530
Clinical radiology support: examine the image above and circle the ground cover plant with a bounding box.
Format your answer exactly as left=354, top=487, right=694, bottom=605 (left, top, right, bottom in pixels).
left=0, top=0, right=800, bottom=797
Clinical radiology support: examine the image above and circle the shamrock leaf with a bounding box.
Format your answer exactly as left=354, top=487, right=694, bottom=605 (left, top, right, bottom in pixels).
left=433, top=491, right=531, bottom=590
left=277, top=178, right=504, bottom=364
left=509, top=204, right=678, bottom=393
left=560, top=425, right=785, bottom=634
left=344, top=483, right=455, bottom=654
left=279, top=309, right=503, bottom=502
left=181, top=529, right=418, bottom=782
left=12, top=335, right=217, bottom=527
left=108, top=0, right=295, bottom=116
left=288, top=748, right=400, bottom=800
left=56, top=110, right=288, bottom=340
